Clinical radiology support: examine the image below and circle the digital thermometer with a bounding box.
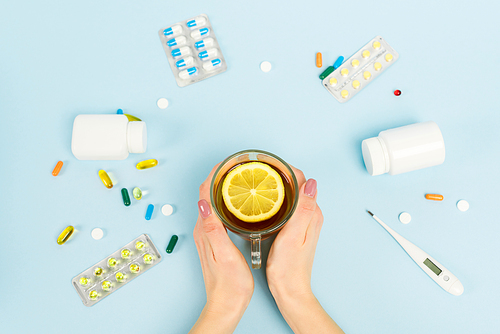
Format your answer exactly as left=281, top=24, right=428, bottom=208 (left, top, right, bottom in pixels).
left=367, top=211, right=464, bottom=296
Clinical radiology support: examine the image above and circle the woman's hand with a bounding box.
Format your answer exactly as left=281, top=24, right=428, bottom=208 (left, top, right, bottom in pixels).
left=189, top=164, right=254, bottom=334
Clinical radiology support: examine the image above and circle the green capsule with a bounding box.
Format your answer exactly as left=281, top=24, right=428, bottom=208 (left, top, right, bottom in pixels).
left=133, top=187, right=142, bottom=200
left=166, top=235, right=178, bottom=254
left=319, top=66, right=334, bottom=80
left=121, top=188, right=131, bottom=206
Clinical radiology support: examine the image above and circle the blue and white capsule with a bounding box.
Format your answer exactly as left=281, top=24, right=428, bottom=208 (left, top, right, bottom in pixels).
left=186, top=16, right=207, bottom=29
left=163, top=25, right=182, bottom=37
left=198, top=48, right=218, bottom=60
left=175, top=56, right=194, bottom=69
left=202, top=58, right=222, bottom=72
left=179, top=67, right=198, bottom=80
left=171, top=46, right=191, bottom=59
left=167, top=36, right=187, bottom=48
left=194, top=38, right=214, bottom=50
left=190, top=28, right=210, bottom=40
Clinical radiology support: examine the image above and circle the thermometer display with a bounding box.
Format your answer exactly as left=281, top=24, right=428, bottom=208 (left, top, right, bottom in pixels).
left=424, top=258, right=442, bottom=276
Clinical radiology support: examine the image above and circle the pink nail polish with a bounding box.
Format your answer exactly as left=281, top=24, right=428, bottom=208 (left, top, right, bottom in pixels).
left=198, top=199, right=212, bottom=218
left=304, top=179, right=317, bottom=197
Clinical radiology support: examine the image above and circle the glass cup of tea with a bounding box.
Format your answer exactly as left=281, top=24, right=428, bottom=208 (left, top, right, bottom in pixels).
left=210, top=149, right=299, bottom=269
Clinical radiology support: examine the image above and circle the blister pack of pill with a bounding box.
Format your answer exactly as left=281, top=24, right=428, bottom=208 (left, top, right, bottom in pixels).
left=158, top=14, right=227, bottom=87
left=72, top=234, right=162, bottom=307
left=322, top=36, right=399, bottom=103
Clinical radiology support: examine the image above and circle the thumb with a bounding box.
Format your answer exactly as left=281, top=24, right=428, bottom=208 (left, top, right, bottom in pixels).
left=280, top=178, right=318, bottom=237
left=197, top=199, right=234, bottom=258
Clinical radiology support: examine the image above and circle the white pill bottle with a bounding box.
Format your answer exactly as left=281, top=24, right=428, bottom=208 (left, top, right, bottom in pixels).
left=71, top=115, right=147, bottom=160
left=361, top=121, right=445, bottom=176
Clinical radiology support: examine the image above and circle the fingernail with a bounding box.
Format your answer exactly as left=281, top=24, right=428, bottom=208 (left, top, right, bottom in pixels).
left=198, top=199, right=212, bottom=218
left=304, top=179, right=317, bottom=198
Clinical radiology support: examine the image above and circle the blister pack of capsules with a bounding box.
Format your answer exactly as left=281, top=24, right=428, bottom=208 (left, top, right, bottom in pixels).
left=158, top=14, right=227, bottom=87
left=323, top=36, right=399, bottom=103
left=72, top=234, right=162, bottom=307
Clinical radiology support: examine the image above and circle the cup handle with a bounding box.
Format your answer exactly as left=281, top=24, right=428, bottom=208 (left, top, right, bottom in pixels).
left=250, top=234, right=261, bottom=269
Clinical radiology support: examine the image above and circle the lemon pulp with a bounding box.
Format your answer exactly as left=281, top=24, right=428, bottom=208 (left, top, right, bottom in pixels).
left=221, top=162, right=285, bottom=222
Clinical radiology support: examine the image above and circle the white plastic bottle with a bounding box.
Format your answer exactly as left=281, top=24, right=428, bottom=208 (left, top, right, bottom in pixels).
left=71, top=115, right=147, bottom=160
left=361, top=121, right=445, bottom=176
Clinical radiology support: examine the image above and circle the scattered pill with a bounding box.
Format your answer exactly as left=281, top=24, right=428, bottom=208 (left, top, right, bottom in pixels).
left=162, top=204, right=174, bottom=216
left=333, top=56, right=344, bottom=69
left=115, top=272, right=126, bottom=282
left=319, top=66, right=334, bottom=80
left=394, top=89, right=402, bottom=96
left=352, top=80, right=361, bottom=89
left=89, top=290, right=98, bottom=300
left=195, top=38, right=214, bottom=50
left=117, top=109, right=123, bottom=114
left=362, top=50, right=371, bottom=58
left=399, top=212, right=412, bottom=224
left=167, top=36, right=187, bottom=48
left=341, top=90, right=349, bottom=99
left=190, top=27, right=209, bottom=39
left=457, top=200, right=469, bottom=212
left=179, top=67, right=198, bottom=79
left=171, top=46, right=191, bottom=58
left=157, top=98, right=169, bottom=109
left=136, top=159, right=158, bottom=170
left=351, top=59, right=360, bottom=68
left=121, top=188, right=131, bottom=206
left=374, top=62, right=382, bottom=71
left=57, top=225, right=74, bottom=245
left=91, top=228, right=104, bottom=240
left=101, top=280, right=112, bottom=291
left=203, top=58, right=221, bottom=72
left=145, top=204, right=154, bottom=220
left=79, top=277, right=89, bottom=286
left=373, top=41, right=381, bottom=49
left=163, top=25, right=182, bottom=37
left=94, top=267, right=103, bottom=277
left=316, top=52, right=322, bottom=68
left=121, top=248, right=131, bottom=259
left=136, top=241, right=145, bottom=250
left=130, top=263, right=141, bottom=274
left=175, top=56, right=194, bottom=69
left=124, top=114, right=142, bottom=122
left=425, top=193, right=443, bottom=201
left=52, top=161, right=63, bottom=176
left=363, top=71, right=372, bottom=80
left=143, top=253, right=154, bottom=264
left=260, top=61, right=272, bottom=72
left=187, top=17, right=206, bottom=29
left=107, top=257, right=117, bottom=268
left=166, top=235, right=179, bottom=254
left=198, top=48, right=218, bottom=60
left=133, top=187, right=143, bottom=200
left=329, top=77, right=337, bottom=86
left=340, top=68, right=349, bottom=77
left=385, top=53, right=394, bottom=62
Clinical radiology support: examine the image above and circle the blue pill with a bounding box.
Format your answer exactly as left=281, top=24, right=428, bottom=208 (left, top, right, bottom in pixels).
left=333, top=56, right=344, bottom=70
left=171, top=46, right=190, bottom=58
left=145, top=204, right=154, bottom=220
left=163, top=25, right=182, bottom=36
left=167, top=36, right=187, bottom=48
left=117, top=109, right=123, bottom=114
left=187, top=17, right=206, bottom=28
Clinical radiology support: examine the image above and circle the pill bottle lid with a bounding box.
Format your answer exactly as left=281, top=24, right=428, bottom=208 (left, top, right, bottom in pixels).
left=361, top=137, right=389, bottom=176
left=127, top=121, right=147, bottom=154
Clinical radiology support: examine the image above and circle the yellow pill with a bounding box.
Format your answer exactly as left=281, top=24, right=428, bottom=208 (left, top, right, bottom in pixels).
left=373, top=41, right=381, bottom=49
left=351, top=59, right=360, bottom=68
left=89, top=290, right=98, bottom=300
left=341, top=90, right=349, bottom=99
left=107, top=258, right=117, bottom=268
left=143, top=253, right=154, bottom=264
left=362, top=50, right=370, bottom=58
left=116, top=272, right=126, bottom=282
left=79, top=276, right=89, bottom=286
left=98, top=170, right=113, bottom=189
left=329, top=77, right=337, bottom=86
left=94, top=267, right=103, bottom=277
left=352, top=80, right=360, bottom=89
left=136, top=159, right=158, bottom=170
left=385, top=53, right=393, bottom=62
left=124, top=114, right=142, bottom=122
left=136, top=241, right=145, bottom=250
left=57, top=225, right=74, bottom=245
left=363, top=71, right=372, bottom=80
left=101, top=281, right=112, bottom=291
left=121, top=249, right=131, bottom=259
left=374, top=62, right=382, bottom=71
left=340, top=68, right=349, bottom=77
left=130, top=263, right=140, bottom=274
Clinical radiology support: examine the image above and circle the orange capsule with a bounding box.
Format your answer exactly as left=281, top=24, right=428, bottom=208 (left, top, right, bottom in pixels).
left=52, top=161, right=63, bottom=176
left=316, top=52, right=322, bottom=68
left=425, top=194, right=444, bottom=201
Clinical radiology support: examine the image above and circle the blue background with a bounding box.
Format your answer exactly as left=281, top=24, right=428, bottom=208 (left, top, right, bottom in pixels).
left=1, top=0, right=499, bottom=333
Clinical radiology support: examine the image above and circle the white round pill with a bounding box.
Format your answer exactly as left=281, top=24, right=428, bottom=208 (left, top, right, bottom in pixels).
left=91, top=228, right=104, bottom=240
left=260, top=61, right=272, bottom=73
left=157, top=98, right=169, bottom=109
left=457, top=200, right=469, bottom=212
left=399, top=212, right=411, bottom=224
left=161, top=204, right=174, bottom=216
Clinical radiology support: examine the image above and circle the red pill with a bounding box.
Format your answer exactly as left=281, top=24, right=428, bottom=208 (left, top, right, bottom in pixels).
left=394, top=90, right=402, bottom=96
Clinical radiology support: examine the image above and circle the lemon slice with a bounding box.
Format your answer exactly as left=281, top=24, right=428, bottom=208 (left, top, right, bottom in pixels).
left=222, top=162, right=285, bottom=222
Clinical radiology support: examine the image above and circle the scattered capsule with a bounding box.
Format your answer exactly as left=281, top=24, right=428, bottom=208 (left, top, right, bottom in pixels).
left=394, top=89, right=402, bottom=96
left=145, top=204, right=154, bottom=220
left=101, top=280, right=112, bottom=292
left=167, top=36, right=187, bottom=48
left=120, top=188, right=131, bottom=206
left=124, top=114, right=142, bottom=122
left=319, top=66, right=334, bottom=80
left=79, top=276, right=89, bottom=286
left=373, top=41, right=381, bottom=49
left=176, top=56, right=194, bottom=69
left=52, top=161, right=63, bottom=176
left=130, top=263, right=140, bottom=274
left=341, top=90, right=349, bottom=99
left=115, top=272, right=126, bottom=282
left=133, top=187, right=142, bottom=200
left=136, top=241, right=145, bottom=250
left=94, top=267, right=103, bottom=277
left=202, top=58, right=221, bottom=72
left=136, top=159, right=158, bottom=170
left=340, top=68, right=349, bottom=77
left=374, top=62, right=382, bottom=71
left=107, top=257, right=117, bottom=268
left=89, top=290, right=98, bottom=300
left=385, top=53, right=394, bottom=62
left=194, top=38, right=214, bottom=50
left=316, top=52, right=322, bottom=68
left=98, top=170, right=113, bottom=189
left=362, top=50, right=371, bottom=58
left=57, top=225, right=74, bottom=245
left=191, top=27, right=209, bottom=39
left=333, top=56, right=344, bottom=70
left=179, top=67, right=198, bottom=80
left=166, top=235, right=179, bottom=254
left=121, top=248, right=131, bottom=259
left=352, top=80, right=361, bottom=89
left=117, top=109, right=123, bottom=114
left=187, top=16, right=207, bottom=29
left=163, top=25, right=182, bottom=37
left=198, top=48, right=218, bottom=60
left=425, top=193, right=443, bottom=201
left=329, top=77, right=337, bottom=86
left=351, top=59, right=360, bottom=68
left=143, top=253, right=154, bottom=264
left=171, top=46, right=191, bottom=59
left=363, top=71, right=372, bottom=80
